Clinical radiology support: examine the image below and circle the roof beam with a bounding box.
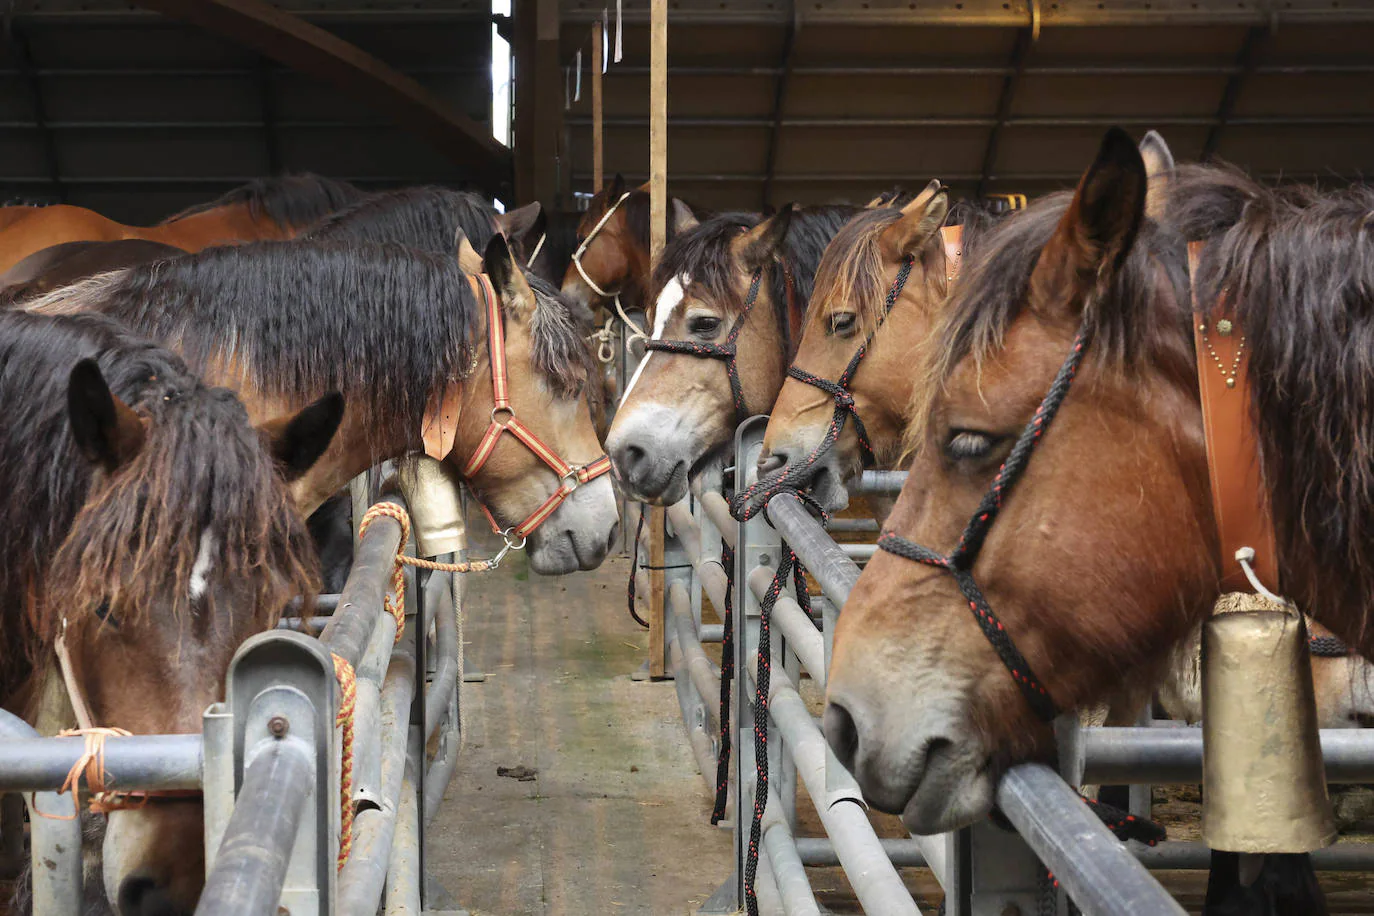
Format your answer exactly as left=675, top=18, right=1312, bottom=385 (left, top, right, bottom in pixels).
left=760, top=9, right=798, bottom=210
left=1202, top=25, right=1267, bottom=161
left=976, top=27, right=1032, bottom=199
left=130, top=0, right=512, bottom=196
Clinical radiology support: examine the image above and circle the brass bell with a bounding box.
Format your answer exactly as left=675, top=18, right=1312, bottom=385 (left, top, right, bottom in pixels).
left=396, top=456, right=467, bottom=558
left=1202, top=600, right=1336, bottom=853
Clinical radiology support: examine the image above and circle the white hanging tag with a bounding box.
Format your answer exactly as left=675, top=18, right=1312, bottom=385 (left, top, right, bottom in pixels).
left=614, top=0, right=623, bottom=62
left=602, top=14, right=609, bottom=73
left=564, top=66, right=571, bottom=108
left=574, top=48, right=582, bottom=101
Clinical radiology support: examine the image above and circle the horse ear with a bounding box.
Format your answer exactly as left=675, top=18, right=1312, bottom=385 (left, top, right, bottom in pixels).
left=609, top=173, right=626, bottom=200
left=1059, top=127, right=1147, bottom=278
left=483, top=232, right=536, bottom=318
left=1138, top=129, right=1175, bottom=221
left=494, top=201, right=543, bottom=245
left=670, top=198, right=698, bottom=236
left=879, top=180, right=949, bottom=259
left=68, top=358, right=145, bottom=472
left=258, top=391, right=345, bottom=482
left=455, top=230, right=483, bottom=274
left=741, top=204, right=795, bottom=269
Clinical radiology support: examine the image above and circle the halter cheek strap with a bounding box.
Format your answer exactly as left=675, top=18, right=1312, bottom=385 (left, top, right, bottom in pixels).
left=458, top=273, right=612, bottom=542
left=732, top=225, right=964, bottom=521
left=643, top=268, right=765, bottom=425
left=571, top=191, right=633, bottom=300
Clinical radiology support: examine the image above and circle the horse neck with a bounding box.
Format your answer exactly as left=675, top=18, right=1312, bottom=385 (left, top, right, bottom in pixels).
left=143, top=203, right=290, bottom=250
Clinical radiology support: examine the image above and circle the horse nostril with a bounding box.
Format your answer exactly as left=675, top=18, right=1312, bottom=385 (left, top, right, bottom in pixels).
left=620, top=444, right=647, bottom=475
left=823, top=701, right=861, bottom=773
left=756, top=450, right=786, bottom=476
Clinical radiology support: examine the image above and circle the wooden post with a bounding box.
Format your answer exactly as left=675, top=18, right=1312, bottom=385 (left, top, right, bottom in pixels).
left=513, top=0, right=563, bottom=205
left=592, top=20, right=604, bottom=194
left=646, top=0, right=669, bottom=677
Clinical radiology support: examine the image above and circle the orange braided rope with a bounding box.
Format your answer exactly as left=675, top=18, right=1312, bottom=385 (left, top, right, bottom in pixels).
left=31, top=727, right=137, bottom=819
left=331, top=653, right=357, bottom=868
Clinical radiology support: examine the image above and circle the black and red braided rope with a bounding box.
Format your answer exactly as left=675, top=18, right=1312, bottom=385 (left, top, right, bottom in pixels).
left=876, top=326, right=1091, bottom=724
left=730, top=255, right=915, bottom=522
left=710, top=542, right=736, bottom=824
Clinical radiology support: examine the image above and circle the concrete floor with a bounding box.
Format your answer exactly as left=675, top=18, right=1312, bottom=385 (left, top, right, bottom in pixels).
left=426, top=534, right=733, bottom=916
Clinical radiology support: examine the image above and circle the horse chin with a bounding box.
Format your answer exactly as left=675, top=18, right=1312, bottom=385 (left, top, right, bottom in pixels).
left=898, top=740, right=999, bottom=835
left=524, top=476, right=619, bottom=574
left=103, top=806, right=203, bottom=916
left=807, top=461, right=850, bottom=514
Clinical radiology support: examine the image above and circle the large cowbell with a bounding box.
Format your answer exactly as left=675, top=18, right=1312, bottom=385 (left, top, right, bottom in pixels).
left=397, top=456, right=466, bottom=558
left=1202, top=599, right=1336, bottom=853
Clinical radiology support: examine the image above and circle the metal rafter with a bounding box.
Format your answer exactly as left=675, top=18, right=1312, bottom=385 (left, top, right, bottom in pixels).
left=760, top=7, right=798, bottom=209
left=975, top=26, right=1032, bottom=199
left=1202, top=25, right=1267, bottom=161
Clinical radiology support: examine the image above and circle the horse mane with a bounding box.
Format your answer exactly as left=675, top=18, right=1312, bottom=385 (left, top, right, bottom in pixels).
left=307, top=186, right=499, bottom=255
left=810, top=200, right=1000, bottom=338
left=649, top=211, right=761, bottom=316
left=772, top=205, right=861, bottom=330
left=24, top=241, right=592, bottom=440
left=160, top=174, right=364, bottom=231
left=1167, top=163, right=1374, bottom=635
left=0, top=311, right=317, bottom=688
left=528, top=209, right=582, bottom=285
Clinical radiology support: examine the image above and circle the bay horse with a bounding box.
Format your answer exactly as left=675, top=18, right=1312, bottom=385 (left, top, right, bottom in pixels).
left=0, top=310, right=341, bottom=915
left=825, top=128, right=1374, bottom=859
left=606, top=205, right=859, bottom=505
left=26, top=233, right=619, bottom=574
left=560, top=175, right=701, bottom=316
left=0, top=239, right=186, bottom=306
left=0, top=174, right=362, bottom=273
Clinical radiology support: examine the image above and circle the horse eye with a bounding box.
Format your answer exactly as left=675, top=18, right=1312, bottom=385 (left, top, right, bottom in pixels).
left=946, top=430, right=995, bottom=461
left=829, top=313, right=858, bottom=337
left=688, top=315, right=722, bottom=336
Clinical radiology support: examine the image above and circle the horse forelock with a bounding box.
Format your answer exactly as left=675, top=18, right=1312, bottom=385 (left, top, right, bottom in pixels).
left=648, top=212, right=761, bottom=319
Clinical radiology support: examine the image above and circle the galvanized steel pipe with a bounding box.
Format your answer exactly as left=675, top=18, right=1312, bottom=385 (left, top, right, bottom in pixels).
left=747, top=565, right=824, bottom=686
left=1077, top=727, right=1374, bottom=785
left=195, top=737, right=314, bottom=916
left=669, top=581, right=723, bottom=725
left=0, top=710, right=81, bottom=916
left=764, top=493, right=860, bottom=605
left=424, top=570, right=459, bottom=739
left=0, top=733, right=202, bottom=792
left=852, top=471, right=908, bottom=494
left=320, top=498, right=407, bottom=669
left=699, top=490, right=739, bottom=549
left=996, top=763, right=1185, bottom=916
left=762, top=787, right=821, bottom=916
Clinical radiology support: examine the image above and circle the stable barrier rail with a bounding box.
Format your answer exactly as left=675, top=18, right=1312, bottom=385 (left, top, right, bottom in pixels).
left=644, top=414, right=1374, bottom=916
left=0, top=487, right=473, bottom=916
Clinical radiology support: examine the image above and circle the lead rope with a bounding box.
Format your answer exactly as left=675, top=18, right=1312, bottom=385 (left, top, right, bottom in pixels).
left=331, top=502, right=506, bottom=867
left=626, top=511, right=650, bottom=628
left=743, top=547, right=810, bottom=916
left=710, top=542, right=735, bottom=823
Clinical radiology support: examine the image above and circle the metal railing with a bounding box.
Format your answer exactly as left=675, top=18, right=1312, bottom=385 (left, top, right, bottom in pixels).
left=0, top=489, right=472, bottom=915
left=644, top=415, right=1374, bottom=916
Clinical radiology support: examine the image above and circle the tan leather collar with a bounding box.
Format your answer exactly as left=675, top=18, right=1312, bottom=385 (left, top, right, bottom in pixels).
left=1188, top=240, right=1279, bottom=594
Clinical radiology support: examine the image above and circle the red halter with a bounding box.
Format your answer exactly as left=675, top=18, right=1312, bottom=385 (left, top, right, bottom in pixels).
left=460, top=274, right=612, bottom=543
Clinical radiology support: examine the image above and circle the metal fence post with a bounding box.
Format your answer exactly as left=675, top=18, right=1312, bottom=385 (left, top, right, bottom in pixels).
left=0, top=709, right=81, bottom=916
left=223, top=629, right=338, bottom=915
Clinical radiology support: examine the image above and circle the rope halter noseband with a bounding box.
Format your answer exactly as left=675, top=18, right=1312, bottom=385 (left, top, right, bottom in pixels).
left=875, top=324, right=1093, bottom=723
left=460, top=273, right=612, bottom=544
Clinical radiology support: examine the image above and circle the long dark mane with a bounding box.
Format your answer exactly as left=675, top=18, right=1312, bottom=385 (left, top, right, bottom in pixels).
left=25, top=241, right=593, bottom=444
left=916, top=162, right=1374, bottom=641
left=649, top=206, right=859, bottom=352
left=308, top=186, right=499, bottom=255
left=810, top=200, right=999, bottom=336
left=0, top=311, right=317, bottom=696
left=528, top=208, right=582, bottom=285
left=1168, top=164, right=1374, bottom=637
left=160, top=174, right=364, bottom=231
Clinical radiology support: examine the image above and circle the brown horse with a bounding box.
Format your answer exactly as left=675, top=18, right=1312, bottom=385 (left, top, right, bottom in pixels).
left=26, top=233, right=619, bottom=574
left=0, top=310, right=341, bottom=915
left=0, top=239, right=186, bottom=305
left=825, top=128, right=1374, bottom=842
left=0, top=174, right=362, bottom=273
left=560, top=175, right=701, bottom=316
left=757, top=184, right=968, bottom=514
left=606, top=205, right=858, bottom=504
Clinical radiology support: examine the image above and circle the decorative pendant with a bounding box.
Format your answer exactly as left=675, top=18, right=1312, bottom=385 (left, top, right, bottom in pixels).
left=1216, top=318, right=1234, bottom=337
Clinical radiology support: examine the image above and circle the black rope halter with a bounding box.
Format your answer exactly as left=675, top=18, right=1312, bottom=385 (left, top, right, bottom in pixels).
left=643, top=269, right=765, bottom=426
left=730, top=254, right=915, bottom=522
left=876, top=325, right=1093, bottom=724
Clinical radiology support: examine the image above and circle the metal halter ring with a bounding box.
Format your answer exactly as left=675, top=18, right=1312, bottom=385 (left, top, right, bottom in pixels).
left=560, top=467, right=585, bottom=491
left=488, top=528, right=528, bottom=567
left=490, top=405, right=516, bottom=427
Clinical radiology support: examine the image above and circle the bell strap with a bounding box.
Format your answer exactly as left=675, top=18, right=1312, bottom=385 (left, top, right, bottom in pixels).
left=1188, top=241, right=1279, bottom=594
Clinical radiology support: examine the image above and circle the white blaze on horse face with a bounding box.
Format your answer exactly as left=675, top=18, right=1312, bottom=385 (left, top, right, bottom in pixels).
left=620, top=273, right=688, bottom=406
left=189, top=530, right=216, bottom=601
